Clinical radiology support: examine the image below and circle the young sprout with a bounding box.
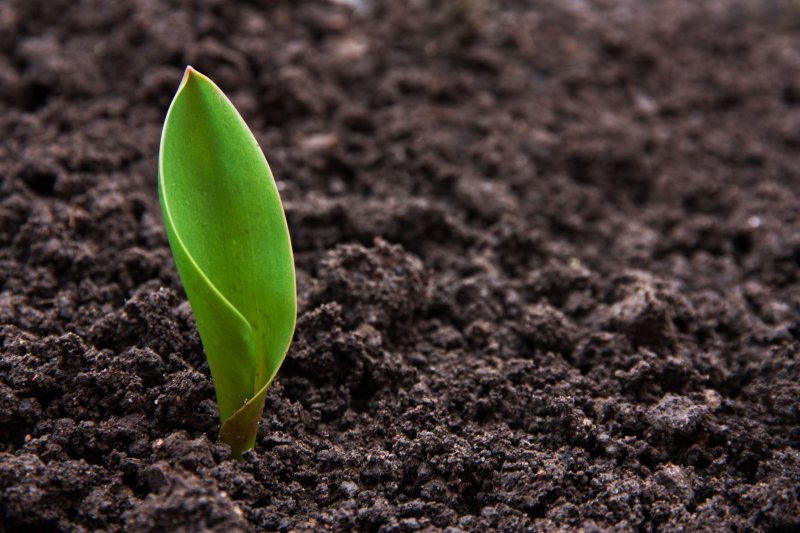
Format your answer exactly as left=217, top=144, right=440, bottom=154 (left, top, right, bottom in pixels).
left=158, top=66, right=296, bottom=458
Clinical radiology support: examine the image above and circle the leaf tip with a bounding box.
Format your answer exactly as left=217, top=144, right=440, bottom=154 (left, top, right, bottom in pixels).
left=179, top=65, right=199, bottom=90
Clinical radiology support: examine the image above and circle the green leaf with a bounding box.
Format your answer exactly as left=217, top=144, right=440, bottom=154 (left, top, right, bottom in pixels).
left=158, top=66, right=296, bottom=458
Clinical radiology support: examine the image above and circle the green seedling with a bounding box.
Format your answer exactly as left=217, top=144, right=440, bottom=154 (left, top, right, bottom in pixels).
left=158, top=66, right=296, bottom=458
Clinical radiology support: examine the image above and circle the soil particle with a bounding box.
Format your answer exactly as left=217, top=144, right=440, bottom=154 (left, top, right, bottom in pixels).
left=646, top=394, right=710, bottom=439
left=124, top=462, right=249, bottom=533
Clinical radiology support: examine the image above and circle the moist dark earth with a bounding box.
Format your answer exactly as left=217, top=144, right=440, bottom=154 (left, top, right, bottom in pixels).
left=1, top=0, right=800, bottom=531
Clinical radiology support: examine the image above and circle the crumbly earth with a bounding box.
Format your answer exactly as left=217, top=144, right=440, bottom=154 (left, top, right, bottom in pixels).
left=1, top=0, right=800, bottom=531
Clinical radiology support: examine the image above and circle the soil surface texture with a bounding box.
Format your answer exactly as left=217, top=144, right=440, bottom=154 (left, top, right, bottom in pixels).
left=2, top=0, right=800, bottom=531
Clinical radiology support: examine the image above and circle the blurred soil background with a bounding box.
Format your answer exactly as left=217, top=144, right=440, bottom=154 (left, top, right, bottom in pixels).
left=1, top=0, right=800, bottom=531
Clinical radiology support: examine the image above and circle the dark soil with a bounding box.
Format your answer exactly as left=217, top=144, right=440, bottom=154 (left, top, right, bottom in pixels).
left=2, top=0, right=800, bottom=531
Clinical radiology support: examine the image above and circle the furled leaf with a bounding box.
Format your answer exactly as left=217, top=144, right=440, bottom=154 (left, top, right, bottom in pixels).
left=158, top=67, right=296, bottom=458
